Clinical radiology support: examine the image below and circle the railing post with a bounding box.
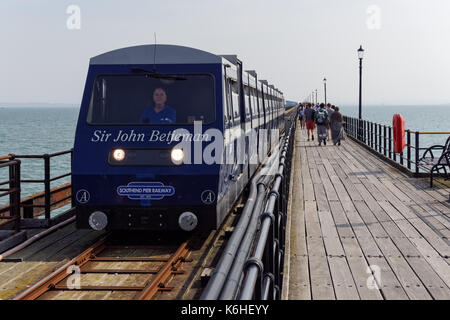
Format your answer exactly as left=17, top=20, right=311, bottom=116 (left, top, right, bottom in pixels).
left=350, top=118, right=353, bottom=137
left=359, top=118, right=362, bottom=141
left=361, top=120, right=366, bottom=143
left=388, top=127, right=392, bottom=159
left=70, top=148, right=74, bottom=208
left=383, top=125, right=387, bottom=156
left=407, top=130, right=411, bottom=170
left=357, top=118, right=359, bottom=140
left=365, top=120, right=368, bottom=145
left=9, top=160, right=21, bottom=232
left=350, top=117, right=353, bottom=137
left=415, top=131, right=420, bottom=176
left=375, top=123, right=378, bottom=152
left=371, top=122, right=374, bottom=149
left=44, top=154, right=51, bottom=220
left=378, top=124, right=382, bottom=153
left=392, top=127, right=396, bottom=161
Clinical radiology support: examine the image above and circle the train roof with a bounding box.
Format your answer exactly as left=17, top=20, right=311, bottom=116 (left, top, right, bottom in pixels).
left=90, top=44, right=223, bottom=65
left=89, top=44, right=283, bottom=97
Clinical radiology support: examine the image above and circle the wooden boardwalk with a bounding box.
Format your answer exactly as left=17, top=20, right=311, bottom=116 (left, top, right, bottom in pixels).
left=283, top=125, right=450, bottom=300
left=0, top=224, right=104, bottom=299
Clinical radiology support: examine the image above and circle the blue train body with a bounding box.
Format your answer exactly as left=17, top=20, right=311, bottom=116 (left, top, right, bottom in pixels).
left=72, top=45, right=285, bottom=231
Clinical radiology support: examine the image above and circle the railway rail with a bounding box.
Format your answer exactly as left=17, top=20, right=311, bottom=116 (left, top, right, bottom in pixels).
left=15, top=233, right=198, bottom=300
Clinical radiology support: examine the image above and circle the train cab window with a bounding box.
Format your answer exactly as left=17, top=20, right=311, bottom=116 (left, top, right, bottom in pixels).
left=87, top=74, right=215, bottom=125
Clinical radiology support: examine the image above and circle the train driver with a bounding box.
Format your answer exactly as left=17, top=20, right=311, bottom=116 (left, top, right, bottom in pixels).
left=140, top=87, right=176, bottom=124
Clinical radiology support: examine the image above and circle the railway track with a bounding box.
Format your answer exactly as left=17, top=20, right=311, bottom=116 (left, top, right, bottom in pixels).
left=15, top=233, right=198, bottom=300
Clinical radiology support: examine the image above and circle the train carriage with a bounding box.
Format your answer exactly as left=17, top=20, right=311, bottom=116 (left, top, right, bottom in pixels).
left=72, top=44, right=284, bottom=232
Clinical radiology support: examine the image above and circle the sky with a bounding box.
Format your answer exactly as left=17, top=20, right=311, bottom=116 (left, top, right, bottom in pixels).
left=1, top=0, right=450, bottom=106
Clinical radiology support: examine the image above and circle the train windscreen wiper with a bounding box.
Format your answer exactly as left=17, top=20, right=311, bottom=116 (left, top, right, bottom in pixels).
left=131, top=67, right=187, bottom=81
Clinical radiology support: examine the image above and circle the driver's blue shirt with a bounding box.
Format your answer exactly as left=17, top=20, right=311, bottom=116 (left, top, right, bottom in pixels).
left=140, top=106, right=176, bottom=124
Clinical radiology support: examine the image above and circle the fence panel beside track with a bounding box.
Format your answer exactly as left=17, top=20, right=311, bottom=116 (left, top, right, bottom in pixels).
left=201, top=108, right=297, bottom=300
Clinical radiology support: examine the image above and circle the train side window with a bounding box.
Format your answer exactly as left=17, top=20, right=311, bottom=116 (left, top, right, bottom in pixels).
left=231, top=80, right=240, bottom=121
left=244, top=86, right=251, bottom=120
left=223, top=82, right=229, bottom=126
left=224, top=76, right=232, bottom=126
left=251, top=88, right=258, bottom=118
left=258, top=91, right=263, bottom=118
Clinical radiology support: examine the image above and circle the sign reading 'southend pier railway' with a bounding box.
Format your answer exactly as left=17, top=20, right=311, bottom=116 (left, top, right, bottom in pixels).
left=117, top=182, right=175, bottom=200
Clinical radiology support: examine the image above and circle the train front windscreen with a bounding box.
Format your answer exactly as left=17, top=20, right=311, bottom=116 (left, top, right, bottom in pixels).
left=86, top=74, right=216, bottom=125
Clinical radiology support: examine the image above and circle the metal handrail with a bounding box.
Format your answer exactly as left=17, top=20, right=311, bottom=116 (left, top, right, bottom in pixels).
left=0, top=159, right=21, bottom=231
left=343, top=115, right=450, bottom=176
left=201, top=109, right=297, bottom=300
left=4, top=149, right=73, bottom=221
left=239, top=123, right=294, bottom=300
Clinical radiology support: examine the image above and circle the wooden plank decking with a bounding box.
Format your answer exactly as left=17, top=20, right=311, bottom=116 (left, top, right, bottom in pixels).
left=284, top=124, right=450, bottom=300
left=0, top=224, right=104, bottom=299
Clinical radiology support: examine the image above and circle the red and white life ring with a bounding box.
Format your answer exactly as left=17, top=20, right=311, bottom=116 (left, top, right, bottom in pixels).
left=393, top=114, right=405, bottom=154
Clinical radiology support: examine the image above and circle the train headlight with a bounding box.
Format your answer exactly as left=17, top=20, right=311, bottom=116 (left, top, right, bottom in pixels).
left=178, top=211, right=198, bottom=231
left=113, top=148, right=126, bottom=161
left=171, top=148, right=184, bottom=165
left=89, top=211, right=108, bottom=230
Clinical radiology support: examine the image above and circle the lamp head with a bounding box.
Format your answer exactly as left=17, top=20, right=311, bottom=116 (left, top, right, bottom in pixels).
left=358, top=45, right=365, bottom=59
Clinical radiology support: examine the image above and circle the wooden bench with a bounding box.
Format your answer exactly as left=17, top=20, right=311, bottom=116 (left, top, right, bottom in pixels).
left=417, top=136, right=450, bottom=187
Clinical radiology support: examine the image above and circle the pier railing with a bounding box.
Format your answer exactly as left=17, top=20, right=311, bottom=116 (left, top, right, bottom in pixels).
left=0, top=159, right=21, bottom=231
left=0, top=149, right=73, bottom=229
left=343, top=115, right=450, bottom=176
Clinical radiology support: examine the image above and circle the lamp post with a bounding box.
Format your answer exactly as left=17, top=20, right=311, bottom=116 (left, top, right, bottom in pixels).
left=315, top=89, right=318, bottom=104
left=358, top=45, right=365, bottom=141
left=358, top=46, right=364, bottom=119
left=323, top=78, right=327, bottom=105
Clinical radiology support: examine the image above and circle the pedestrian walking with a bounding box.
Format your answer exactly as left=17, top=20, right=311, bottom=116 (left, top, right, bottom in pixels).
left=330, top=106, right=344, bottom=146
left=315, top=104, right=329, bottom=146
left=304, top=103, right=315, bottom=141
left=326, top=104, right=334, bottom=141
left=300, top=105, right=305, bottom=129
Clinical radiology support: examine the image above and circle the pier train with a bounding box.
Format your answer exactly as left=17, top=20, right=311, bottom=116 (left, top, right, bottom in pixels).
left=73, top=44, right=285, bottom=232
